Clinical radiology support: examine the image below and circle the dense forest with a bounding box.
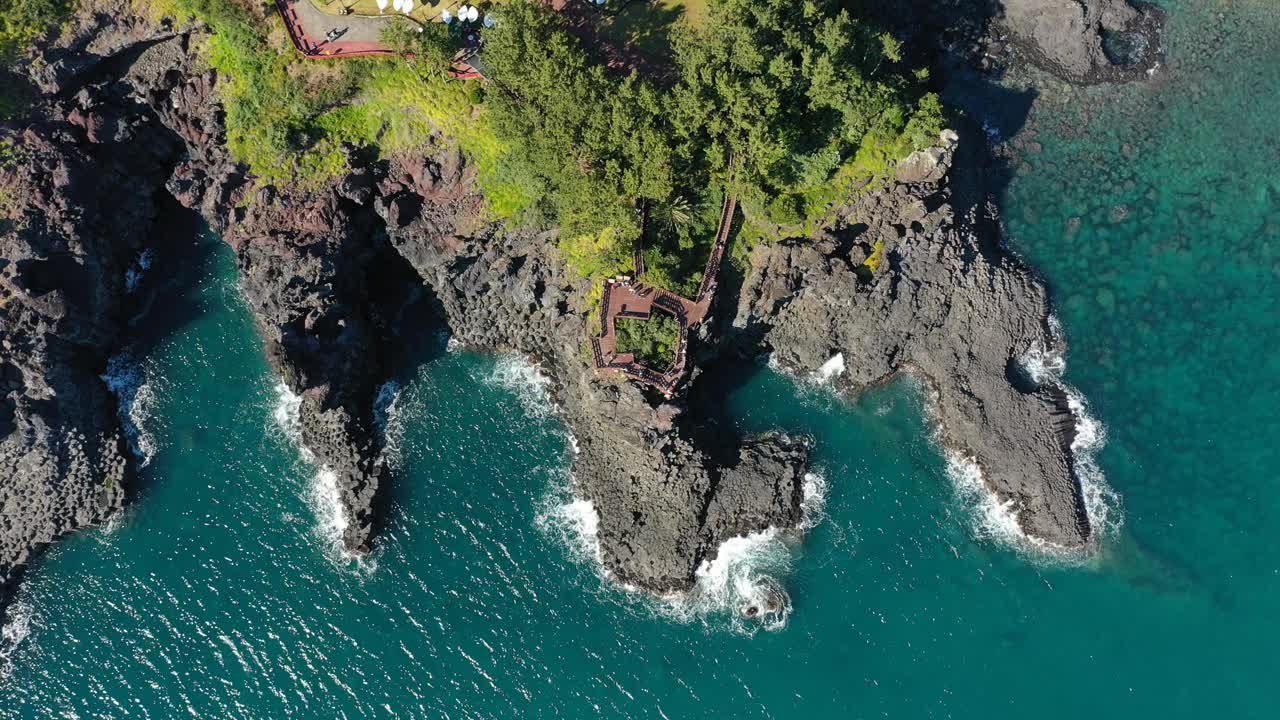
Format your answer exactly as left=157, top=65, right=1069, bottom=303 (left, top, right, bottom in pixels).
left=2, top=0, right=942, bottom=293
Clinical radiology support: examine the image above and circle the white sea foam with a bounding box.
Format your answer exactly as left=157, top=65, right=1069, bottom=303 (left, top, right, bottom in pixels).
left=943, top=343, right=1121, bottom=561
left=1019, top=342, right=1067, bottom=385
left=540, top=470, right=822, bottom=634
left=271, top=382, right=365, bottom=564
left=799, top=471, right=830, bottom=531
left=535, top=480, right=603, bottom=567
left=101, top=354, right=158, bottom=467
left=670, top=529, right=795, bottom=634
left=945, top=450, right=1060, bottom=556
left=308, top=465, right=350, bottom=551
left=0, top=599, right=34, bottom=678
left=124, top=248, right=154, bottom=293
left=810, top=353, right=845, bottom=384
left=374, top=380, right=405, bottom=469
left=486, top=354, right=553, bottom=418
left=1065, top=389, right=1121, bottom=541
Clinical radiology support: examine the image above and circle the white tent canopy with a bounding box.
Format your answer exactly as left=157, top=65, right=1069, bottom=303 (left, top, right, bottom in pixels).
left=441, top=8, right=453, bottom=23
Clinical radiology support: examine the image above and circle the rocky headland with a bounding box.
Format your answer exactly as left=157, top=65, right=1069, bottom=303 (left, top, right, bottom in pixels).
left=0, top=0, right=1155, bottom=604
left=1000, top=0, right=1165, bottom=84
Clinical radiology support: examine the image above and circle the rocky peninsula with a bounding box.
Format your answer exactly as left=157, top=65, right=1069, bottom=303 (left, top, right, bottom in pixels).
left=0, top=0, right=1160, bottom=604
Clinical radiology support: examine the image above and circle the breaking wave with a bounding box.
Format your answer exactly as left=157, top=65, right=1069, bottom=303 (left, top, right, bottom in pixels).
left=308, top=466, right=350, bottom=554
left=1019, top=341, right=1067, bottom=385
left=0, top=598, right=33, bottom=680
left=486, top=354, right=554, bottom=418
left=809, top=353, right=846, bottom=384
left=374, top=380, right=406, bottom=469
left=270, top=382, right=366, bottom=566
left=944, top=337, right=1121, bottom=561
left=535, top=476, right=604, bottom=568
left=101, top=353, right=158, bottom=467
left=539, top=470, right=829, bottom=635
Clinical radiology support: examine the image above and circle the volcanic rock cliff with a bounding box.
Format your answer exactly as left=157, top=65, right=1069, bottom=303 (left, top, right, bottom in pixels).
left=734, top=140, right=1092, bottom=547
left=0, top=0, right=1137, bottom=602
left=0, top=64, right=190, bottom=587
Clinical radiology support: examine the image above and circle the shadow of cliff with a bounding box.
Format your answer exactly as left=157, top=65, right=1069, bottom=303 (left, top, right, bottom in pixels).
left=363, top=242, right=451, bottom=538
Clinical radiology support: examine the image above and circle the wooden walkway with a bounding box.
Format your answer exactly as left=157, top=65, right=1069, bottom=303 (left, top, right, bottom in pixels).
left=590, top=195, right=737, bottom=396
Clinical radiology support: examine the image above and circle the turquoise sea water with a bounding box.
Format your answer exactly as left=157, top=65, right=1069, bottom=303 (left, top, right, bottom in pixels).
left=2, top=2, right=1279, bottom=716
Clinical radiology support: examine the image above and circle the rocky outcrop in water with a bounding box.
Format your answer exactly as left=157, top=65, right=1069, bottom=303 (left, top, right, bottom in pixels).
left=1000, top=0, right=1165, bottom=83
left=0, top=74, right=188, bottom=586
left=0, top=0, right=1111, bottom=598
left=379, top=192, right=812, bottom=591
left=733, top=138, right=1091, bottom=548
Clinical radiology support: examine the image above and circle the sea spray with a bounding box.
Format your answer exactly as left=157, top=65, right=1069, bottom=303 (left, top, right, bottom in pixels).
left=485, top=354, right=554, bottom=419
left=810, top=353, right=846, bottom=384
left=539, top=470, right=829, bottom=634
left=0, top=598, right=34, bottom=680
left=374, top=380, right=405, bottom=469
left=101, top=353, right=158, bottom=467
left=270, top=382, right=367, bottom=566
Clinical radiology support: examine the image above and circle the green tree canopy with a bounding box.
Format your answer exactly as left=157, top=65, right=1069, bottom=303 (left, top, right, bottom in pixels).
left=480, top=0, right=942, bottom=282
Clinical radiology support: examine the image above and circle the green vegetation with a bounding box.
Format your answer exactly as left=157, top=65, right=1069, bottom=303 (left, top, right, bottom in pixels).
left=0, top=0, right=69, bottom=61
left=481, top=0, right=942, bottom=289
left=154, top=0, right=524, bottom=207
left=381, top=20, right=461, bottom=77
left=615, top=313, right=681, bottom=369
left=3, top=0, right=939, bottom=293
left=864, top=238, right=886, bottom=272
left=0, top=139, right=21, bottom=229
left=0, top=0, right=72, bottom=117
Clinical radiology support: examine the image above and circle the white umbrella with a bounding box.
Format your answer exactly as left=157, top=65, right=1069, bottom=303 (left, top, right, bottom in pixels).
left=441, top=8, right=453, bottom=23
left=375, top=0, right=388, bottom=11
left=402, top=0, right=414, bottom=13
left=392, top=0, right=403, bottom=11
left=483, top=12, right=496, bottom=27
left=468, top=5, right=480, bottom=21
left=459, top=4, right=471, bottom=20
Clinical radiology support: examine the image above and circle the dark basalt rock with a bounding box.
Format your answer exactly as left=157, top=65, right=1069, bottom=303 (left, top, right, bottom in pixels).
left=1000, top=0, right=1166, bottom=84
left=0, top=81, right=186, bottom=586
left=381, top=202, right=813, bottom=592
left=0, top=0, right=1116, bottom=598
left=734, top=144, right=1093, bottom=549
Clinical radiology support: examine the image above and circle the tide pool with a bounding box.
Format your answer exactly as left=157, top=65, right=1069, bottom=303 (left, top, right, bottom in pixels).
left=2, top=0, right=1279, bottom=716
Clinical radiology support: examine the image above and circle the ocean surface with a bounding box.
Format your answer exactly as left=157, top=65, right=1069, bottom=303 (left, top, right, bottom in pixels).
left=2, top=1, right=1278, bottom=716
